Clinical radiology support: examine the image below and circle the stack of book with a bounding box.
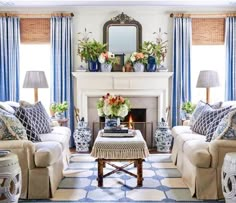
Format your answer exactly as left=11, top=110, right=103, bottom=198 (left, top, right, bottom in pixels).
left=102, top=127, right=135, bottom=137
left=104, top=127, right=128, bottom=133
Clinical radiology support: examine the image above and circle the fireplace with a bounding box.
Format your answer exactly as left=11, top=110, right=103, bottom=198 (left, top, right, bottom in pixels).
left=93, top=98, right=156, bottom=148
left=72, top=72, right=173, bottom=149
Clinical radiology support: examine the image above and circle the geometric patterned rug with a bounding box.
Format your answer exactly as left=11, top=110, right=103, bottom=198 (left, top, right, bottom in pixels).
left=20, top=154, right=222, bottom=202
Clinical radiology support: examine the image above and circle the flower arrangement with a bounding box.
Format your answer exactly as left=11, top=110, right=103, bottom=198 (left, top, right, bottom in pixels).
left=98, top=51, right=118, bottom=65
left=96, top=93, right=131, bottom=119
left=129, top=52, right=148, bottom=64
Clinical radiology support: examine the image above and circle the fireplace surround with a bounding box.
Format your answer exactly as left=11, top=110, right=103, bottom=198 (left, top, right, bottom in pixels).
left=72, top=72, right=173, bottom=147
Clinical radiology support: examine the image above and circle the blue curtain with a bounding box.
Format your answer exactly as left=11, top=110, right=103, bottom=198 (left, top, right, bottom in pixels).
left=0, top=17, right=20, bottom=101
left=50, top=16, right=74, bottom=147
left=225, top=17, right=236, bottom=101
left=171, top=17, right=192, bottom=126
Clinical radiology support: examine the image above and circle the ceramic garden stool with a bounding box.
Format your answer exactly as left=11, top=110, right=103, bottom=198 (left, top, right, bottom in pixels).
left=155, top=121, right=172, bottom=152
left=0, top=153, right=21, bottom=203
left=73, top=121, right=92, bottom=152
left=222, top=152, right=236, bottom=202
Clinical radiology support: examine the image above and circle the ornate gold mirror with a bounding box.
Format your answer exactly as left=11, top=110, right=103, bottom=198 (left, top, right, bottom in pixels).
left=103, top=12, right=142, bottom=55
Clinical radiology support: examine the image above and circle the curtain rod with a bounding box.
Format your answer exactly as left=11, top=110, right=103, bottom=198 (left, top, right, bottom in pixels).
left=170, top=13, right=236, bottom=18
left=0, top=13, right=74, bottom=18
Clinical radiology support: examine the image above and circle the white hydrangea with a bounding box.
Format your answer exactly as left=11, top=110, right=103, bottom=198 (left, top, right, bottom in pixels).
left=97, top=108, right=104, bottom=117
left=117, top=104, right=128, bottom=118
left=103, top=104, right=112, bottom=116
left=130, top=52, right=137, bottom=62
left=98, top=54, right=105, bottom=64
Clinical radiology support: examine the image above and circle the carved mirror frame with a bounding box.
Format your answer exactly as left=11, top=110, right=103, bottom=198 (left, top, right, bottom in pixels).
left=103, top=12, right=142, bottom=54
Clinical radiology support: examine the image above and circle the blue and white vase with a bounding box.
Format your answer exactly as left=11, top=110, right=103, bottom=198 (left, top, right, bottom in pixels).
left=55, top=112, right=64, bottom=119
left=133, top=62, right=144, bottom=72
left=155, top=122, right=172, bottom=152
left=101, top=63, right=112, bottom=72
left=105, top=117, right=120, bottom=128
left=146, top=56, right=157, bottom=72
left=88, top=59, right=100, bottom=72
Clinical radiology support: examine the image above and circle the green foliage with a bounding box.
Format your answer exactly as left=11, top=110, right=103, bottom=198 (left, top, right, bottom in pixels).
left=50, top=103, right=57, bottom=113
left=181, top=102, right=196, bottom=114
left=78, top=39, right=107, bottom=62
left=50, top=102, right=68, bottom=113
left=141, top=40, right=168, bottom=65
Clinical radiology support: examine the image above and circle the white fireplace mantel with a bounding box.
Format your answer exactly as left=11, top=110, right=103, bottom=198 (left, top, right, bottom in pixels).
left=72, top=72, right=173, bottom=122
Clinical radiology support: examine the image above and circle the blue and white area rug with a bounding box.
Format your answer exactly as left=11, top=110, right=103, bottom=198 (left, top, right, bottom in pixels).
left=21, top=154, right=222, bottom=203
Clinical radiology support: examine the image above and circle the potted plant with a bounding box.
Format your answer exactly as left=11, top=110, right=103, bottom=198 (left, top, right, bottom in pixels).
left=129, top=52, right=147, bottom=72
left=181, top=102, right=196, bottom=120
left=78, top=39, right=106, bottom=72
left=54, top=101, right=69, bottom=119
left=98, top=51, right=118, bottom=72
left=49, top=103, right=57, bottom=117
left=142, top=29, right=168, bottom=71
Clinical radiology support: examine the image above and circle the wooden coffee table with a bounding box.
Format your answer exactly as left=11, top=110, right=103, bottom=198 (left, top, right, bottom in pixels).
left=91, top=130, right=149, bottom=187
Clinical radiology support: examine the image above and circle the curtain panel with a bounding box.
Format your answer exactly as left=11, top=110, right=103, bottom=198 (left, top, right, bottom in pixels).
left=50, top=16, right=75, bottom=146
left=171, top=17, right=192, bottom=126
left=0, top=17, right=20, bottom=101
left=225, top=17, right=236, bottom=101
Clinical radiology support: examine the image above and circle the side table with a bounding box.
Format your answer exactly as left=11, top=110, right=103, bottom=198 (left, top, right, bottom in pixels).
left=222, top=153, right=236, bottom=202
left=51, top=118, right=69, bottom=127
left=0, top=153, right=22, bottom=203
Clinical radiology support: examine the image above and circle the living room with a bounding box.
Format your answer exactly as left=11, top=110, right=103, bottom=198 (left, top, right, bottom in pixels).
left=0, top=0, right=236, bottom=202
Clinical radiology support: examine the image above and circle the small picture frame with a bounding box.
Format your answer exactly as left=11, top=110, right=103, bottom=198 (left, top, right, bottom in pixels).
left=112, top=54, right=125, bottom=72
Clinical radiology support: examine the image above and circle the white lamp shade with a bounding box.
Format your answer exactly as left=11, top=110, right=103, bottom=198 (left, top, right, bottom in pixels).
left=23, top=71, right=48, bottom=88
left=196, top=70, right=220, bottom=88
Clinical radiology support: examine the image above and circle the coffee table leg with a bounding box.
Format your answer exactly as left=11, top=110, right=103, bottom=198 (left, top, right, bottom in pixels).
left=137, top=159, right=143, bottom=187
left=98, top=159, right=103, bottom=187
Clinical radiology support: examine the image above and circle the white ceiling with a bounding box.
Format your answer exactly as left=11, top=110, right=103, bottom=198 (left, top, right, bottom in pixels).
left=0, top=0, right=236, bottom=8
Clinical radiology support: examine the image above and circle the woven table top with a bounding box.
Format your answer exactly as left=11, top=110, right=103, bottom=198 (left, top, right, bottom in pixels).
left=91, top=130, right=149, bottom=159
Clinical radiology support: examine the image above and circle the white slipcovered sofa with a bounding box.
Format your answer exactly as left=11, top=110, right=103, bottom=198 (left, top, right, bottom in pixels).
left=0, top=126, right=71, bottom=199
left=171, top=101, right=236, bottom=200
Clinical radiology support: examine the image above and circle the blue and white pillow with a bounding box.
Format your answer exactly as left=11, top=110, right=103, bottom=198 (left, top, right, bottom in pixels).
left=15, top=102, right=51, bottom=142
left=190, top=101, right=222, bottom=126
left=192, top=106, right=231, bottom=136
left=212, top=109, right=236, bottom=140
left=0, top=108, right=28, bottom=140
left=205, top=108, right=232, bottom=142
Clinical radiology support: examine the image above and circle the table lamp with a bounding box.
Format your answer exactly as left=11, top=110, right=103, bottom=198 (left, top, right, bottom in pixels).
left=23, top=71, right=48, bottom=103
left=196, top=70, right=220, bottom=103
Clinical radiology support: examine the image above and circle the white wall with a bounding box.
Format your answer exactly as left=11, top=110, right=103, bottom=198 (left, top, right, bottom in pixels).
left=1, top=5, right=235, bottom=72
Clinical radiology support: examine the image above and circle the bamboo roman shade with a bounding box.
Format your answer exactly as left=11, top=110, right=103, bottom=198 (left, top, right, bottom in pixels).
left=20, top=18, right=50, bottom=43
left=192, top=18, right=225, bottom=45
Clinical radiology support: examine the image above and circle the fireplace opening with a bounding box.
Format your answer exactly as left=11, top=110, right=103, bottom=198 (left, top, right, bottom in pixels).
left=99, top=108, right=146, bottom=126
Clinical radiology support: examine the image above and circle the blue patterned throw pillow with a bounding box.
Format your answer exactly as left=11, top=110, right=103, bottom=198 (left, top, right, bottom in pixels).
left=212, top=109, right=236, bottom=140
left=192, top=106, right=231, bottom=136
left=190, top=101, right=222, bottom=127
left=15, top=101, right=51, bottom=142
left=205, top=108, right=232, bottom=142
left=0, top=108, right=28, bottom=140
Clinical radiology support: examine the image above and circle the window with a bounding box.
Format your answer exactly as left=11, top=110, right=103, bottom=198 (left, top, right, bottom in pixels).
left=19, top=44, right=51, bottom=111
left=191, top=18, right=225, bottom=104
left=191, top=45, right=225, bottom=104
